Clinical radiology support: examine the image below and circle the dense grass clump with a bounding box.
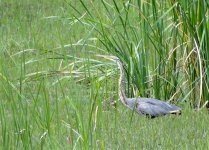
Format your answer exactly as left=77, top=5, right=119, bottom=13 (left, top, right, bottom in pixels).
left=70, top=0, right=209, bottom=108
left=0, top=0, right=208, bottom=149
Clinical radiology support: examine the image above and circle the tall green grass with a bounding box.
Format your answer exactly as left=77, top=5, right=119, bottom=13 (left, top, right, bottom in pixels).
left=0, top=0, right=209, bottom=149
left=70, top=0, right=209, bottom=109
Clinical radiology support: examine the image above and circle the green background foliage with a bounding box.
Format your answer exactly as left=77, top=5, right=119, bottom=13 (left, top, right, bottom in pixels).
left=0, top=0, right=208, bottom=149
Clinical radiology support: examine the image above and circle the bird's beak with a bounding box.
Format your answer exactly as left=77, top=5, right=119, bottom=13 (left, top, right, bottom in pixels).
left=96, top=54, right=114, bottom=61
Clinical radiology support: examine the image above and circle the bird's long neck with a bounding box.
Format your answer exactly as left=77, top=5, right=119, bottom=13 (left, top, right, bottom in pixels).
left=117, top=61, right=128, bottom=106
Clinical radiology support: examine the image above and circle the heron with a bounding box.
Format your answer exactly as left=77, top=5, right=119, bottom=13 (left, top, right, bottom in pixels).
left=98, top=55, right=182, bottom=118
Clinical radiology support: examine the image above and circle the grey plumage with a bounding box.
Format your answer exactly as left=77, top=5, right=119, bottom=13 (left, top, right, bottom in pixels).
left=126, top=98, right=181, bottom=118
left=98, top=55, right=182, bottom=118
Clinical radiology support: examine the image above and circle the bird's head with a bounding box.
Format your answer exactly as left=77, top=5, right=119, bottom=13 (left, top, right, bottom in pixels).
left=96, top=54, right=120, bottom=63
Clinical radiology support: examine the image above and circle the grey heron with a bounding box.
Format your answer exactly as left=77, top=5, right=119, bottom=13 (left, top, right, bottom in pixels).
left=98, top=55, right=182, bottom=118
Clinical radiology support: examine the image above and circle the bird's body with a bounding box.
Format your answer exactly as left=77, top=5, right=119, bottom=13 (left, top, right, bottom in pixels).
left=98, top=55, right=182, bottom=118
left=126, top=97, right=181, bottom=118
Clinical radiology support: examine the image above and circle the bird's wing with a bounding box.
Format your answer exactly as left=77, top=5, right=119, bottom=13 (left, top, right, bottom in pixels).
left=135, top=101, right=172, bottom=117
left=136, top=102, right=167, bottom=116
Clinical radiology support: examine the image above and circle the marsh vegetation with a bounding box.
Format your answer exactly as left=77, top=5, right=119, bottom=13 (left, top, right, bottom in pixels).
left=0, top=0, right=208, bottom=149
